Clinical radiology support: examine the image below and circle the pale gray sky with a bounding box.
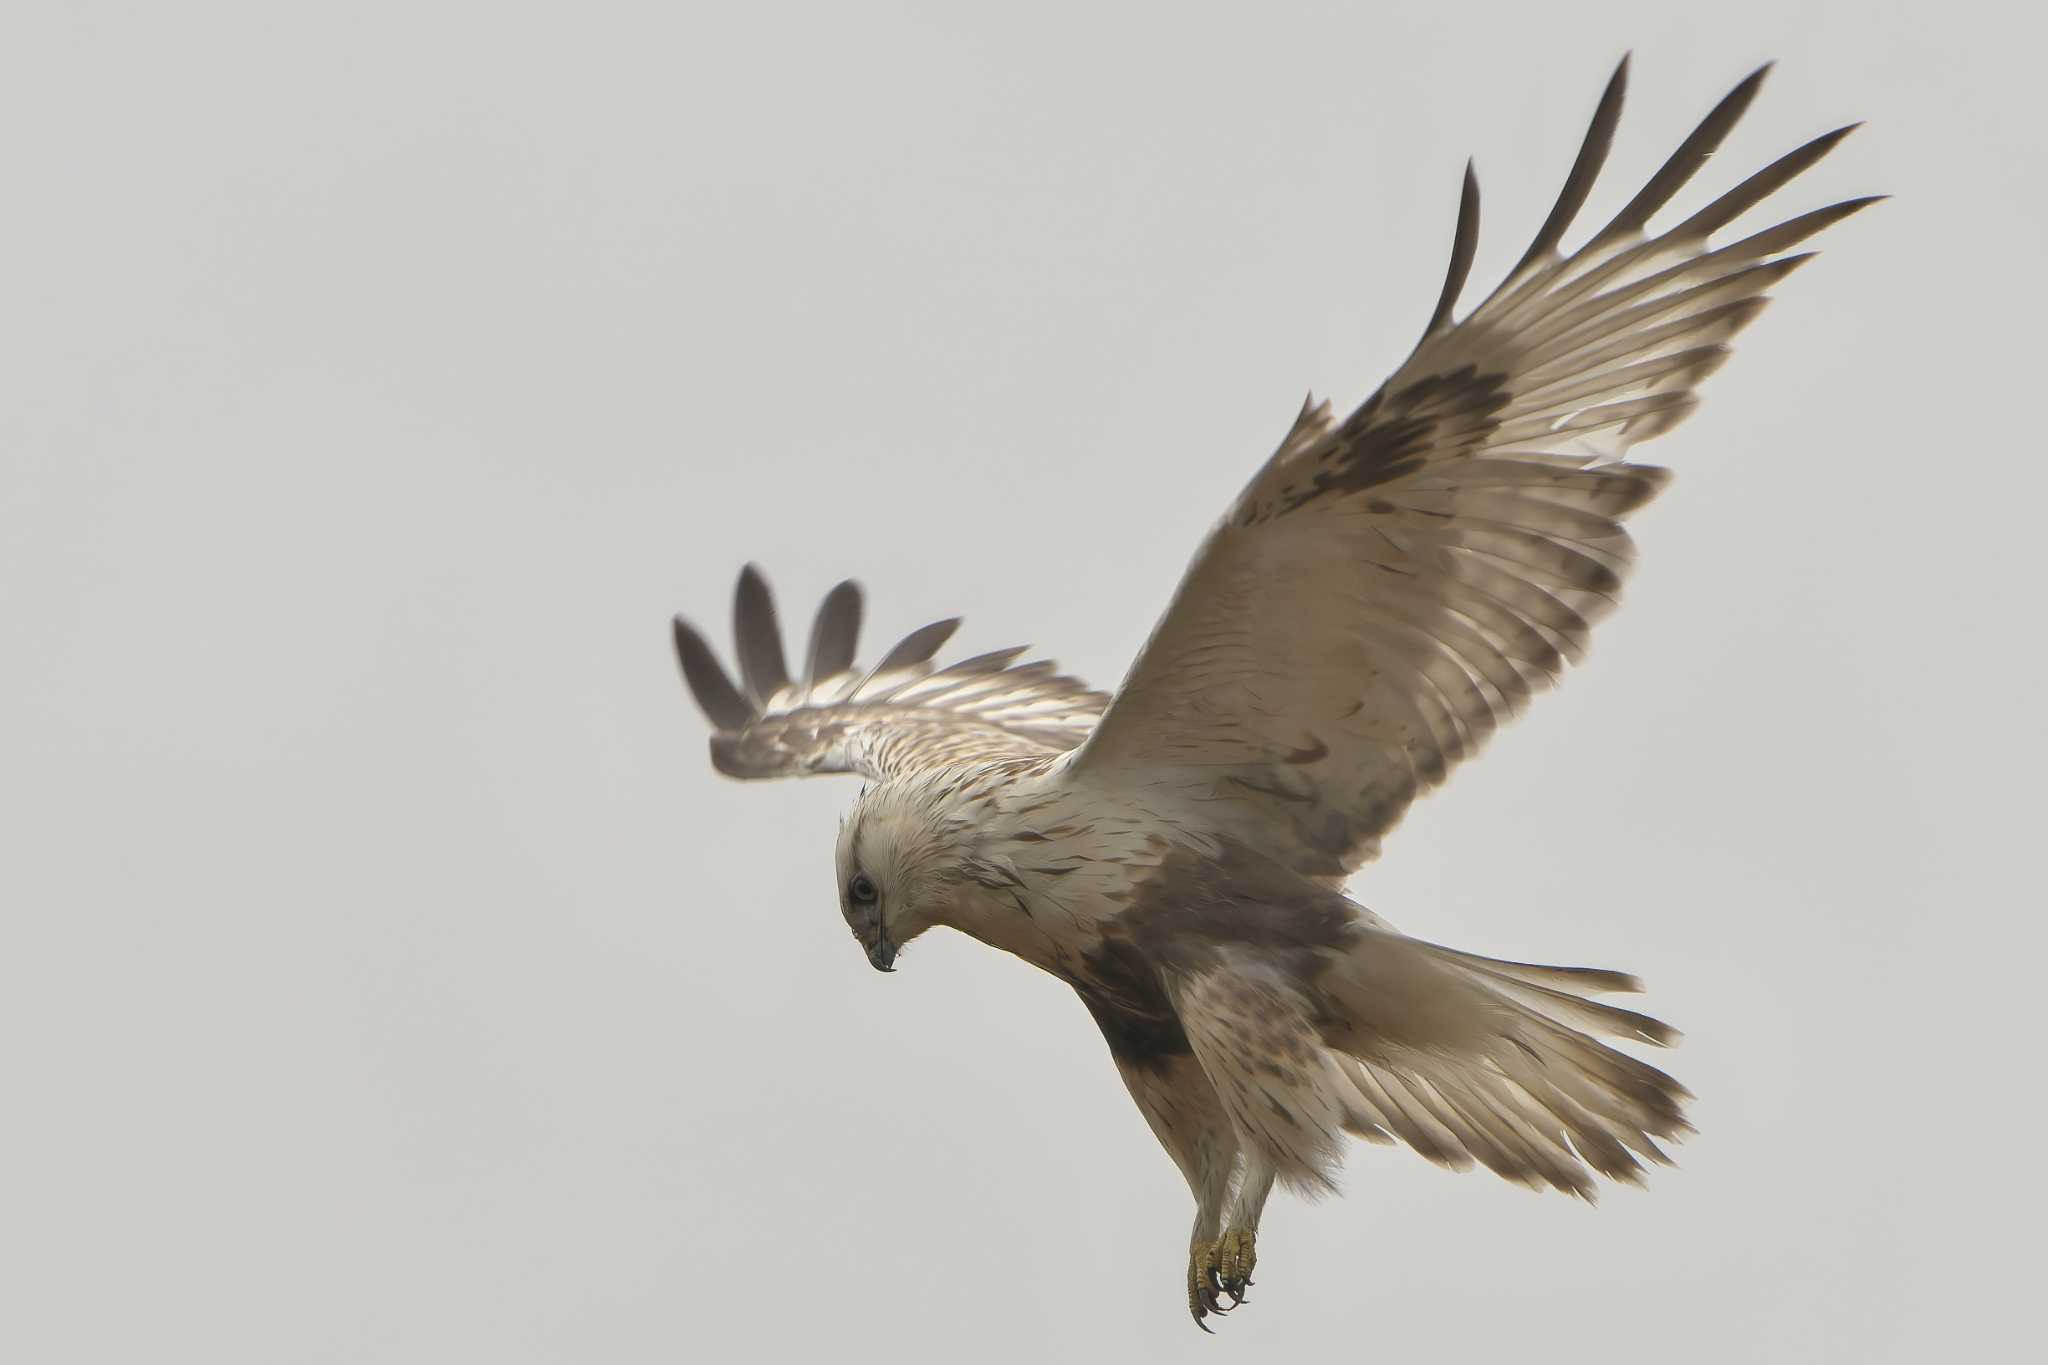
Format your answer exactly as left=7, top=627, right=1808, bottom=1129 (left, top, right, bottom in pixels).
left=4, top=2, right=2041, bottom=1361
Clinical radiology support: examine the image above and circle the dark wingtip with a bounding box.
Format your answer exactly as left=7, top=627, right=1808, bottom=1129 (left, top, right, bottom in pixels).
left=803, top=578, right=865, bottom=690
left=1812, top=121, right=1864, bottom=151
left=1423, top=159, right=1481, bottom=340
left=733, top=564, right=792, bottom=705
left=1739, top=59, right=1777, bottom=105
left=1672, top=121, right=1870, bottom=242
left=880, top=617, right=963, bottom=670
left=1511, top=57, right=1630, bottom=276
left=1596, top=60, right=1774, bottom=245
left=736, top=562, right=771, bottom=612
left=673, top=613, right=756, bottom=732
left=1729, top=60, right=1776, bottom=108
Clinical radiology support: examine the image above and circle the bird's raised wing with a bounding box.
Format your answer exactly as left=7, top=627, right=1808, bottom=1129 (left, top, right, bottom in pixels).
left=1070, top=59, right=1876, bottom=878
left=673, top=566, right=1107, bottom=782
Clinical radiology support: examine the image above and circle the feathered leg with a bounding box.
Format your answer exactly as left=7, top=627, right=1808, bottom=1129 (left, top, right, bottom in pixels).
left=1217, top=1157, right=1276, bottom=1303
left=1107, top=1052, right=1239, bottom=1330
left=1169, top=957, right=1353, bottom=1328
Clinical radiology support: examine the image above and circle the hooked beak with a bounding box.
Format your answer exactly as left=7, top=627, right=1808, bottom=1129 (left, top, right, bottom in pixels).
left=851, top=913, right=897, bottom=972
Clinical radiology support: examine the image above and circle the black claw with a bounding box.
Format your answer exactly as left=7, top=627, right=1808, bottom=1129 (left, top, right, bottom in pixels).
left=1194, top=1316, right=1214, bottom=1335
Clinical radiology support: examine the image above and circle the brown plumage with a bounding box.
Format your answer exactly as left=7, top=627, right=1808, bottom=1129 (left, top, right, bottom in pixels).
left=671, top=57, right=1873, bottom=1329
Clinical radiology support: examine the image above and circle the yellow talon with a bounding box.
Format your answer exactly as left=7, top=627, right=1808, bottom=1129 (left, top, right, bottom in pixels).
left=1217, top=1226, right=1257, bottom=1302
left=1187, top=1237, right=1225, bottom=1328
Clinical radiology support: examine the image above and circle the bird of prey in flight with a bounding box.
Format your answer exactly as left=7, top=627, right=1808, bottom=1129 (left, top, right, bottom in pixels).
left=672, top=58, right=1872, bottom=1328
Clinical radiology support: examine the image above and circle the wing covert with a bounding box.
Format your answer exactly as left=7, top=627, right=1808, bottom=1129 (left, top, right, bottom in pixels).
left=673, top=565, right=1107, bottom=782
left=1070, top=59, right=1877, bottom=878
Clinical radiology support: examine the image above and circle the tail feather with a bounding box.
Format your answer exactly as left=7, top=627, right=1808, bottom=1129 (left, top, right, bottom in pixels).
left=1322, top=927, right=1692, bottom=1196
left=1420, top=942, right=1646, bottom=996
left=1336, top=1056, right=1470, bottom=1169
left=1492, top=973, right=1678, bottom=1046
left=1427, top=941, right=1681, bottom=1044
left=1430, top=1070, right=1598, bottom=1197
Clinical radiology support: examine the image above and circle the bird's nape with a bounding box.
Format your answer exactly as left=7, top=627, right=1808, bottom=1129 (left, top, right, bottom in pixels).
left=667, top=55, right=1873, bottom=1331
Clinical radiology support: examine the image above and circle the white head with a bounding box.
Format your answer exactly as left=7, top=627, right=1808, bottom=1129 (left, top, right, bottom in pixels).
left=834, top=780, right=960, bottom=972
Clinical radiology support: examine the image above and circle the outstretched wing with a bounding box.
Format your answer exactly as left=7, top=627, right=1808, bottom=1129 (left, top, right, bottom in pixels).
left=1070, top=59, right=1877, bottom=878
left=673, top=565, right=1107, bottom=781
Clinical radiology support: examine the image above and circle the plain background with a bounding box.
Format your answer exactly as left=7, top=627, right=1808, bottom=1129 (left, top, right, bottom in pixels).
left=5, top=2, right=2041, bottom=1360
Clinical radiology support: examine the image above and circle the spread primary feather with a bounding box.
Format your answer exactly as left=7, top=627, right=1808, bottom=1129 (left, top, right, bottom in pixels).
left=670, top=57, right=1873, bottom=1329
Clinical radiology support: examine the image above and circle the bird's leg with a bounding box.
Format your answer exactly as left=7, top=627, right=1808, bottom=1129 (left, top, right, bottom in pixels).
left=1103, top=1051, right=1242, bottom=1331
left=1183, top=1145, right=1234, bottom=1331
left=1186, top=1206, right=1226, bottom=1330
left=1217, top=1158, right=1275, bottom=1306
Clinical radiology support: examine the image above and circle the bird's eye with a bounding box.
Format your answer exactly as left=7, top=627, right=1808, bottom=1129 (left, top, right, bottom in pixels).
left=848, top=873, right=879, bottom=905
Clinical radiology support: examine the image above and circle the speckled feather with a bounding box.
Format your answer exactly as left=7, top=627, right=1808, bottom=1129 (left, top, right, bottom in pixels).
left=671, top=58, right=1871, bottom=1328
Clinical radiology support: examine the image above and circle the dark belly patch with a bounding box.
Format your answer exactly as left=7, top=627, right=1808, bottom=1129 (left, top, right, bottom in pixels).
left=1072, top=935, right=1190, bottom=1070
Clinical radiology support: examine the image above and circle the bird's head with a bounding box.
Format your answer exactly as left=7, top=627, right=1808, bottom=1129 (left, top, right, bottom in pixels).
left=835, top=782, right=957, bottom=972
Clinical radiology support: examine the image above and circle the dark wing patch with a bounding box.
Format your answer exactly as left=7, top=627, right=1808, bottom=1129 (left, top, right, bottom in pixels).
left=1069, top=59, right=1875, bottom=880
left=1254, top=366, right=1512, bottom=522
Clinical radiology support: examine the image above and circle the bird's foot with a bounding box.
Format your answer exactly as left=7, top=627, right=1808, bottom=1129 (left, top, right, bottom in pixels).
left=1187, top=1238, right=1229, bottom=1331
left=1217, top=1225, right=1257, bottom=1305
left=1187, top=1228, right=1258, bottom=1329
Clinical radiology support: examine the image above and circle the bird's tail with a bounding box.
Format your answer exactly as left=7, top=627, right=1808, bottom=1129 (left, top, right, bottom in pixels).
left=1320, top=930, right=1693, bottom=1199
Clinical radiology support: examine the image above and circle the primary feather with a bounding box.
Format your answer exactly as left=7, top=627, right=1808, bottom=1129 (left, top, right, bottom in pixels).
left=670, top=58, right=1872, bottom=1328
left=674, top=565, right=1104, bottom=779
left=1071, top=56, right=1875, bottom=877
